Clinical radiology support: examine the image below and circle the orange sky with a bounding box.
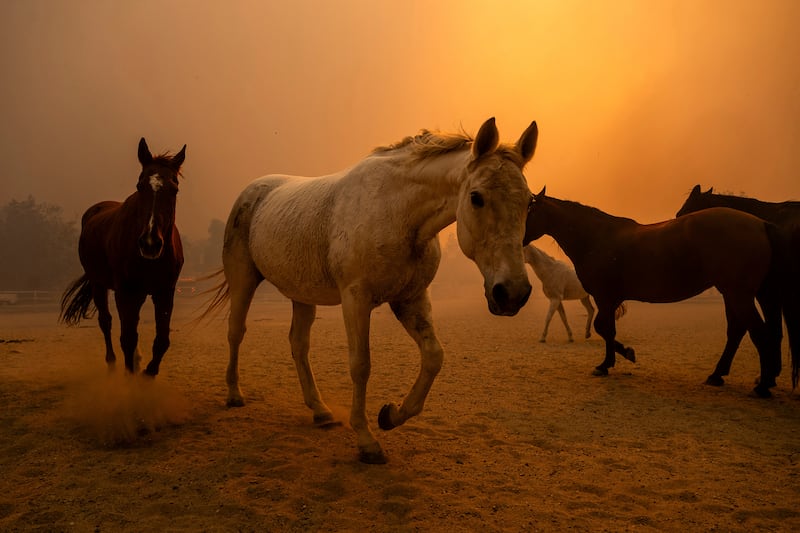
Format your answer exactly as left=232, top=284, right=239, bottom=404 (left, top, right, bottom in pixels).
left=1, top=0, right=799, bottom=240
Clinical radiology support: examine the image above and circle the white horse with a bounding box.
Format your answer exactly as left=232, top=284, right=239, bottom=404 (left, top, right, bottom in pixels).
left=205, top=118, right=538, bottom=464
left=524, top=244, right=594, bottom=342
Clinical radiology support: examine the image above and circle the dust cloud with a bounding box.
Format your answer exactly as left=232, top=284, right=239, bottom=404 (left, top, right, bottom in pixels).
left=61, top=367, right=191, bottom=446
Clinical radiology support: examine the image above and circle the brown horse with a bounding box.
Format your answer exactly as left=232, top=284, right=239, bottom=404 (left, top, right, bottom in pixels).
left=677, top=184, right=800, bottom=388
left=60, top=138, right=186, bottom=376
left=524, top=187, right=783, bottom=397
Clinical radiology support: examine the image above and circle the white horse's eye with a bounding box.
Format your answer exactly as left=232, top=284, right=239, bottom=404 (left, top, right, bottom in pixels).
left=470, top=191, right=484, bottom=208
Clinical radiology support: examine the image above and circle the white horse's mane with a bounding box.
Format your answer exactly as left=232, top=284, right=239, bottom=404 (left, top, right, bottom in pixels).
left=373, top=129, right=526, bottom=166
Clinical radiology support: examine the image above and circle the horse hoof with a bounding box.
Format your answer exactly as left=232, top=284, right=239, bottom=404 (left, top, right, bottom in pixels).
left=226, top=397, right=245, bottom=408
left=592, top=367, right=609, bottom=377
left=568, top=338, right=574, bottom=343
left=313, top=413, right=342, bottom=429
left=623, top=348, right=636, bottom=363
left=753, top=385, right=773, bottom=399
left=378, top=404, right=397, bottom=431
left=754, top=376, right=777, bottom=389
left=705, top=375, right=724, bottom=387
left=358, top=448, right=388, bottom=465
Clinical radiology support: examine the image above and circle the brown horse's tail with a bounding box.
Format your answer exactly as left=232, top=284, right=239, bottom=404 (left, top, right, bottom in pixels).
left=614, top=303, right=627, bottom=321
left=59, top=275, right=95, bottom=325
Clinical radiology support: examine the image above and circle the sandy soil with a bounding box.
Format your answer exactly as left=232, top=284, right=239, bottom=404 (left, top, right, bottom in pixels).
left=1, top=286, right=799, bottom=532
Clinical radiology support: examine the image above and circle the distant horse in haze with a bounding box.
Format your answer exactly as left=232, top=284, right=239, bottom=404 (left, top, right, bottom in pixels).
left=523, top=244, right=595, bottom=342
left=523, top=244, right=626, bottom=343
left=524, top=187, right=783, bottom=397
left=677, top=184, right=800, bottom=388
left=203, top=118, right=537, bottom=463
left=60, top=138, right=186, bottom=376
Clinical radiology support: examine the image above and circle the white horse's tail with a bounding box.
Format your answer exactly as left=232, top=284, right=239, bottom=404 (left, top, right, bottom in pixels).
left=196, top=268, right=230, bottom=322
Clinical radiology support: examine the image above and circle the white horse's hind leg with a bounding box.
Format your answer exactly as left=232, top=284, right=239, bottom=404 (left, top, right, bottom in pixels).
left=379, top=293, right=444, bottom=431
left=581, top=296, right=595, bottom=339
left=556, top=302, right=574, bottom=342
left=340, top=288, right=385, bottom=464
left=224, top=250, right=261, bottom=407
left=290, top=300, right=337, bottom=427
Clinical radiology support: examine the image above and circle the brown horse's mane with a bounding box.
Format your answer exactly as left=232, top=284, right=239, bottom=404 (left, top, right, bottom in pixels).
left=547, top=195, right=638, bottom=226
left=373, top=129, right=525, bottom=166
left=145, top=152, right=185, bottom=180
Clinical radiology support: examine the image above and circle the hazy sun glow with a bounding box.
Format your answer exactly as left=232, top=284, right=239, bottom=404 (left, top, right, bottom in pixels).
left=1, top=0, right=799, bottom=242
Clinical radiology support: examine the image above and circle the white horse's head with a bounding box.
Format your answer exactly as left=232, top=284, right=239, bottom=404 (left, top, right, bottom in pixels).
left=456, top=117, right=537, bottom=316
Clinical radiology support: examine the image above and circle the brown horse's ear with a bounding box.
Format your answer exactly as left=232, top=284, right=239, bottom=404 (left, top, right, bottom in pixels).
left=138, top=138, right=153, bottom=166
left=171, top=145, right=186, bottom=169
left=516, top=121, right=538, bottom=167
left=472, top=117, right=499, bottom=160
left=705, top=187, right=714, bottom=194
left=690, top=184, right=701, bottom=195
left=534, top=186, right=546, bottom=200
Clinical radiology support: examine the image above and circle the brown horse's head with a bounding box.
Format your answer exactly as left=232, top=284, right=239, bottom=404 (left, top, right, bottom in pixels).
left=135, top=138, right=186, bottom=259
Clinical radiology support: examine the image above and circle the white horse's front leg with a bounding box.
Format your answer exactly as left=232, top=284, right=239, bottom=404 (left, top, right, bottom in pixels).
left=340, top=289, right=384, bottom=464
left=380, top=292, right=444, bottom=431
left=290, top=300, right=337, bottom=427
left=540, top=298, right=560, bottom=342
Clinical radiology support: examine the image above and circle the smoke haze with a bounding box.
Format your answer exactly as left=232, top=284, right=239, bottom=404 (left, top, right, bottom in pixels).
left=2, top=0, right=799, bottom=251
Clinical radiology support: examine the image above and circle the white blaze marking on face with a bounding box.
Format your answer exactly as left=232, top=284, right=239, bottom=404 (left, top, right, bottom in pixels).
left=147, top=174, right=162, bottom=234
left=149, top=173, right=163, bottom=192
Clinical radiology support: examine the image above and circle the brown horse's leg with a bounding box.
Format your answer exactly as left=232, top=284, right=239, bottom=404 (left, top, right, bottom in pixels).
left=592, top=303, right=634, bottom=376
left=708, top=295, right=748, bottom=387
left=757, top=292, right=784, bottom=381
left=581, top=296, right=594, bottom=339
left=289, top=300, right=337, bottom=427
left=144, top=290, right=175, bottom=377
left=380, top=293, right=444, bottom=432
left=114, top=290, right=147, bottom=374
left=92, top=285, right=116, bottom=368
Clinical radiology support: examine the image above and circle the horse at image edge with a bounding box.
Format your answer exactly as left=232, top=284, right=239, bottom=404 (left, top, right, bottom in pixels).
left=677, top=184, right=800, bottom=388
left=524, top=187, right=784, bottom=397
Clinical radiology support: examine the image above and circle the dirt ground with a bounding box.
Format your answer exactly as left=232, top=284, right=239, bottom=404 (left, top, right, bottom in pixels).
left=1, top=285, right=799, bottom=532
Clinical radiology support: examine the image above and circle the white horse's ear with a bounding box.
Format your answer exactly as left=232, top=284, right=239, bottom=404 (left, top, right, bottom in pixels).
left=472, top=117, right=499, bottom=160
left=516, top=121, right=538, bottom=166
left=138, top=138, right=153, bottom=166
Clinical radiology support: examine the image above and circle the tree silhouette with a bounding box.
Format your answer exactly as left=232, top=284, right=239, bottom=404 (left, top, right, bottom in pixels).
left=0, top=196, right=80, bottom=291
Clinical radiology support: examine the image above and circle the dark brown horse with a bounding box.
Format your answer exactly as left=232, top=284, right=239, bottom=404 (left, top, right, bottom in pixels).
left=524, top=187, right=783, bottom=397
left=60, top=138, right=186, bottom=376
left=677, top=184, right=800, bottom=388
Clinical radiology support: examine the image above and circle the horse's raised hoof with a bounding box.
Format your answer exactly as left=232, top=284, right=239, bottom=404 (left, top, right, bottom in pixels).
left=753, top=385, right=773, bottom=399
left=592, top=367, right=609, bottom=377
left=378, top=404, right=397, bottom=431
left=313, top=412, right=342, bottom=429
left=705, top=375, right=724, bottom=387
left=623, top=347, right=636, bottom=363
left=539, top=338, right=547, bottom=343
left=358, top=445, right=388, bottom=465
